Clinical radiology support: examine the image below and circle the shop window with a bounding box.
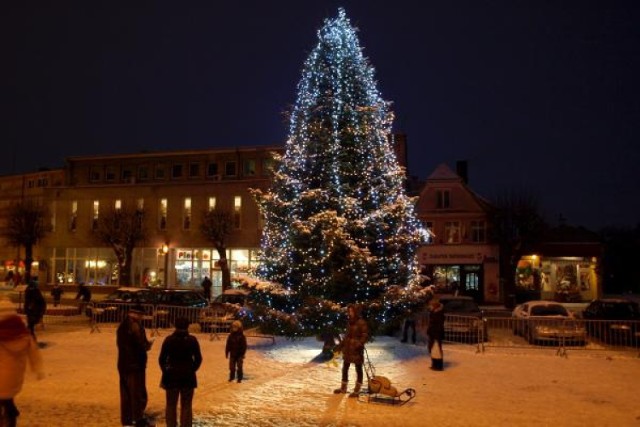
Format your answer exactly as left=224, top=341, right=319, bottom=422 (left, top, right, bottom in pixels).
left=470, top=221, right=486, bottom=243
left=436, top=190, right=450, bottom=209
left=444, top=221, right=461, bottom=244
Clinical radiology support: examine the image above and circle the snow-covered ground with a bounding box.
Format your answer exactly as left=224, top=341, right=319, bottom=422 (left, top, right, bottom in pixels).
left=15, top=322, right=640, bottom=427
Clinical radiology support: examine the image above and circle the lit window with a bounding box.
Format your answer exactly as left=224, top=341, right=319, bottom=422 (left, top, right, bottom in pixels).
left=233, top=196, right=242, bottom=229
left=183, top=198, right=192, bottom=230
left=70, top=201, right=78, bottom=231
left=92, top=200, right=100, bottom=231
left=159, top=199, right=168, bottom=230
left=208, top=197, right=216, bottom=211
left=444, top=221, right=461, bottom=244
left=115, top=199, right=122, bottom=211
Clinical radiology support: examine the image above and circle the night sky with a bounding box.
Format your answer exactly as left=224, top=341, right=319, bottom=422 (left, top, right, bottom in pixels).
left=3, top=1, right=639, bottom=230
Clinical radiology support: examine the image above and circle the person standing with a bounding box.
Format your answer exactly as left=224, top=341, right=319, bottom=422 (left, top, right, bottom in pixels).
left=427, top=297, right=445, bottom=371
left=117, top=306, right=154, bottom=427
left=50, top=283, right=64, bottom=307
left=23, top=282, right=46, bottom=339
left=401, top=308, right=418, bottom=344
left=158, top=317, right=202, bottom=427
left=200, top=276, right=212, bottom=302
left=225, top=320, right=247, bottom=383
left=333, top=304, right=369, bottom=397
left=75, top=283, right=92, bottom=316
left=0, top=298, right=44, bottom=426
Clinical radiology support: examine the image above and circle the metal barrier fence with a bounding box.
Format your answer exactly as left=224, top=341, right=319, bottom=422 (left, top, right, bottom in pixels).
left=86, top=302, right=275, bottom=344
left=444, top=314, right=640, bottom=357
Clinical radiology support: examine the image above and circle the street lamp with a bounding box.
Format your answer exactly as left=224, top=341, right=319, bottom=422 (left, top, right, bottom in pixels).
left=161, top=244, right=169, bottom=288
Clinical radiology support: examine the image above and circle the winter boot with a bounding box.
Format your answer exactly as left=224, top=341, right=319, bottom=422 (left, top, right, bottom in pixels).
left=333, top=381, right=348, bottom=394
left=229, top=371, right=235, bottom=382
left=431, top=358, right=444, bottom=371
left=348, top=382, right=362, bottom=398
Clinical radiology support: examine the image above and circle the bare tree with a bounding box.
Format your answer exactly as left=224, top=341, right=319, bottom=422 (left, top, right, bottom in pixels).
left=200, top=209, right=233, bottom=292
left=1, top=200, right=50, bottom=284
left=94, top=206, right=147, bottom=286
left=489, top=189, right=547, bottom=307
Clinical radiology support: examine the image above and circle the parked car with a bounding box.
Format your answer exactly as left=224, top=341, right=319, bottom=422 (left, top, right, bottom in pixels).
left=439, top=295, right=488, bottom=343
left=512, top=300, right=586, bottom=345
left=89, top=287, right=207, bottom=326
left=581, top=298, right=640, bottom=345
left=199, top=288, right=252, bottom=332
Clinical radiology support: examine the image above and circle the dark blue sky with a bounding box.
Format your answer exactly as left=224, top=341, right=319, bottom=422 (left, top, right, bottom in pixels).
left=3, top=1, right=639, bottom=230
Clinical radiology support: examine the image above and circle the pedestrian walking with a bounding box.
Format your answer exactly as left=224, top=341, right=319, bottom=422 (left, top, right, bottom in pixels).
left=225, top=320, right=247, bottom=383
left=401, top=308, right=419, bottom=344
left=23, top=282, right=46, bottom=339
left=333, top=304, right=369, bottom=397
left=75, top=283, right=92, bottom=316
left=0, top=298, right=44, bottom=426
left=200, top=276, right=212, bottom=302
left=117, top=305, right=154, bottom=427
left=50, top=283, right=64, bottom=307
left=427, top=297, right=445, bottom=371
left=159, top=317, right=202, bottom=427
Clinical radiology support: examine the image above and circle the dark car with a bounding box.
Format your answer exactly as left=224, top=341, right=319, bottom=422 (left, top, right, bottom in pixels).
left=582, top=298, right=640, bottom=346
left=89, top=287, right=207, bottom=327
left=439, top=295, right=488, bottom=343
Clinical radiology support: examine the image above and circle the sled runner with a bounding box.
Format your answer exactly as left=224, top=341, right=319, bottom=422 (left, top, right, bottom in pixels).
left=357, top=347, right=416, bottom=405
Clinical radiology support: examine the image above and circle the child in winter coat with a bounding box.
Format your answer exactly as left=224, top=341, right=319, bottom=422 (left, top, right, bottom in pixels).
left=225, top=320, right=247, bottom=383
left=0, top=298, right=44, bottom=426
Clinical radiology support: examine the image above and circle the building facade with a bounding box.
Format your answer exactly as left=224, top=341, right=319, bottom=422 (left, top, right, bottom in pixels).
left=415, top=162, right=501, bottom=303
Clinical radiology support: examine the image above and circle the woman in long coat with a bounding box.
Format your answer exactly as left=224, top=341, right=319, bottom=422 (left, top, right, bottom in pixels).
left=333, top=304, right=369, bottom=397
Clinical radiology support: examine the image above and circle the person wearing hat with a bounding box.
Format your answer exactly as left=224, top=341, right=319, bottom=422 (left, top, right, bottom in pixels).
left=333, top=304, right=369, bottom=397
left=117, top=305, right=153, bottom=427
left=0, top=298, right=44, bottom=426
left=158, top=317, right=202, bottom=427
left=225, top=320, right=247, bottom=383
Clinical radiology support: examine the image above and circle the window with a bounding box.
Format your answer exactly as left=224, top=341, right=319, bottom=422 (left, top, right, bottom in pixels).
left=138, top=165, right=149, bottom=181
left=155, top=164, right=166, bottom=180
left=121, top=168, right=133, bottom=182
left=183, top=198, right=192, bottom=230
left=444, top=221, right=461, bottom=244
left=136, top=199, right=144, bottom=227
left=50, top=201, right=56, bottom=232
left=92, top=200, right=100, bottom=231
left=262, top=158, right=274, bottom=176
left=233, top=196, right=242, bottom=229
left=115, top=199, right=122, bottom=211
left=225, top=161, right=237, bottom=177
left=424, top=221, right=434, bottom=243
left=159, top=199, right=168, bottom=230
left=436, top=190, right=450, bottom=209
left=172, top=164, right=184, bottom=179
left=189, top=163, right=201, bottom=178
left=243, top=159, right=256, bottom=176
left=105, top=167, right=117, bottom=181
left=70, top=201, right=78, bottom=232
left=208, top=197, right=216, bottom=211
left=207, top=162, right=219, bottom=177
left=89, top=168, right=102, bottom=182
left=470, top=221, right=486, bottom=243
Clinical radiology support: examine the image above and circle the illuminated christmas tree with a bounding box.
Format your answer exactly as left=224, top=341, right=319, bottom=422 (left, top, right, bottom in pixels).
left=252, top=9, right=429, bottom=337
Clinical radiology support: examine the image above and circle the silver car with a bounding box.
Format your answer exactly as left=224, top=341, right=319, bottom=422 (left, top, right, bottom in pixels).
left=512, top=300, right=586, bottom=345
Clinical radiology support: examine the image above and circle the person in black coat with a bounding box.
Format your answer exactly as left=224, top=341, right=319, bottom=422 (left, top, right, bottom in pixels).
left=225, top=320, right=247, bottom=383
left=427, top=298, right=445, bottom=371
left=23, top=282, right=46, bottom=339
left=159, top=317, right=202, bottom=427
left=200, top=277, right=212, bottom=302
left=117, top=306, right=153, bottom=427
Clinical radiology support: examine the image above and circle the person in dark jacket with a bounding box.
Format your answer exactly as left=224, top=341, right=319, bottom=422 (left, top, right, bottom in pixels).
left=225, top=320, right=247, bottom=383
left=159, top=317, right=202, bottom=427
left=23, top=282, right=46, bottom=339
left=427, top=297, right=445, bottom=371
left=117, top=306, right=153, bottom=427
left=333, top=304, right=369, bottom=397
left=50, top=283, right=64, bottom=307
left=200, top=277, right=212, bottom=302
left=75, top=283, right=92, bottom=316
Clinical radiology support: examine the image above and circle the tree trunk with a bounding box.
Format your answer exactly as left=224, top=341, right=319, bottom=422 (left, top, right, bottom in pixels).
left=24, top=244, right=33, bottom=284
left=217, top=250, right=231, bottom=292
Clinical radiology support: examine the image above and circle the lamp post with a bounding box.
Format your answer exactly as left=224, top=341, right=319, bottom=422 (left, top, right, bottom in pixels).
left=161, top=243, right=169, bottom=288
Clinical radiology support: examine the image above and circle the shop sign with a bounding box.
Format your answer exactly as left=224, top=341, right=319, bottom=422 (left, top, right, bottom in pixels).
left=419, top=246, right=498, bottom=265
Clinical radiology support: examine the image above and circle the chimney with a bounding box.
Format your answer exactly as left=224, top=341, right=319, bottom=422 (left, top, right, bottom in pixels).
left=456, top=160, right=468, bottom=184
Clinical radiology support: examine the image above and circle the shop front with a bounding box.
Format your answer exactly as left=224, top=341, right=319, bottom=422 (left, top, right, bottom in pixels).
left=417, top=245, right=500, bottom=303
